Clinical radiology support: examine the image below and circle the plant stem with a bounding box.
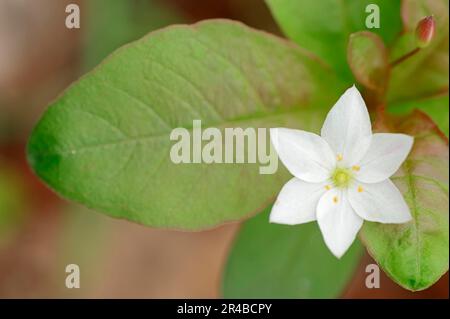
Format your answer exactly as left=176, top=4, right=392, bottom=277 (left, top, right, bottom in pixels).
left=390, top=47, right=421, bottom=68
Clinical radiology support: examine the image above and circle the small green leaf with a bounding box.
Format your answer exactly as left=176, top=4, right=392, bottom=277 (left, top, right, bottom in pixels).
left=388, top=0, right=449, bottom=103
left=266, top=0, right=402, bottom=82
left=348, top=31, right=389, bottom=92
left=27, top=20, right=343, bottom=230
left=222, top=205, right=364, bottom=298
left=361, top=111, right=449, bottom=291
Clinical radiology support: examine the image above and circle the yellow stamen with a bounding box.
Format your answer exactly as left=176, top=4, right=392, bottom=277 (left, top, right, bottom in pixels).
left=358, top=186, right=364, bottom=193
left=333, top=196, right=338, bottom=203
left=325, top=185, right=331, bottom=190
left=352, top=165, right=360, bottom=172
left=337, top=154, right=343, bottom=161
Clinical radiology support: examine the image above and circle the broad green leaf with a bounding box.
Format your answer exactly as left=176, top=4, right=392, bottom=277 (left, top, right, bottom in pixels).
left=361, top=111, right=449, bottom=291
left=27, top=20, right=343, bottom=230
left=83, top=0, right=183, bottom=70
left=389, top=94, right=449, bottom=137
left=387, top=0, right=449, bottom=103
left=222, top=205, right=363, bottom=298
left=347, top=31, right=389, bottom=92
left=266, top=0, right=402, bottom=81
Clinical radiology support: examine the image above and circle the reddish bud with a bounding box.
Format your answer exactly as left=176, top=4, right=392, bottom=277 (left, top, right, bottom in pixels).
left=415, top=16, right=435, bottom=48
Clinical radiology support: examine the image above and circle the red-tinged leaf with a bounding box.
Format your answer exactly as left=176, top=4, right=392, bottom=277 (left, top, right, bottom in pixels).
left=348, top=31, right=389, bottom=93
left=361, top=111, right=449, bottom=291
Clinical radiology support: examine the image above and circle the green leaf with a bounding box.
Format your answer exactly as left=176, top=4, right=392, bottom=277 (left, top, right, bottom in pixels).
left=347, top=31, right=389, bottom=92
left=27, top=20, right=343, bottom=230
left=360, top=111, right=449, bottom=291
left=387, top=0, right=449, bottom=103
left=389, top=94, right=449, bottom=137
left=83, top=0, right=183, bottom=70
left=265, top=0, right=402, bottom=82
left=222, top=205, right=363, bottom=298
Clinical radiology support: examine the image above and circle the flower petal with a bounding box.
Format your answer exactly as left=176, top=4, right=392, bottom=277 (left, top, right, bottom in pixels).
left=355, top=133, right=414, bottom=183
left=270, top=178, right=328, bottom=225
left=320, top=86, right=372, bottom=166
left=317, top=189, right=363, bottom=258
left=348, top=179, right=412, bottom=223
left=270, top=128, right=336, bottom=183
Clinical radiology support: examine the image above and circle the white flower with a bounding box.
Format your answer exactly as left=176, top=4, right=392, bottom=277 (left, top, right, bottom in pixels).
left=270, top=86, right=413, bottom=258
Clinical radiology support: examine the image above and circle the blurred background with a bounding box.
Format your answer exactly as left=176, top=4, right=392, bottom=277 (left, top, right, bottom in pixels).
left=0, top=0, right=447, bottom=298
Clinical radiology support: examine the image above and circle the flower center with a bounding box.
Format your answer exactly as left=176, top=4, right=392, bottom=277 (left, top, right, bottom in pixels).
left=331, top=167, right=353, bottom=188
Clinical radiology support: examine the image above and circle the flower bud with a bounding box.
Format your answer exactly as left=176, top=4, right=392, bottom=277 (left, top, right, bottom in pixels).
left=415, top=16, right=435, bottom=48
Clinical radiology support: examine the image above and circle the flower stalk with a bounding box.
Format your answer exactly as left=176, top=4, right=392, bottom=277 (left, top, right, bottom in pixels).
left=391, top=16, right=436, bottom=68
